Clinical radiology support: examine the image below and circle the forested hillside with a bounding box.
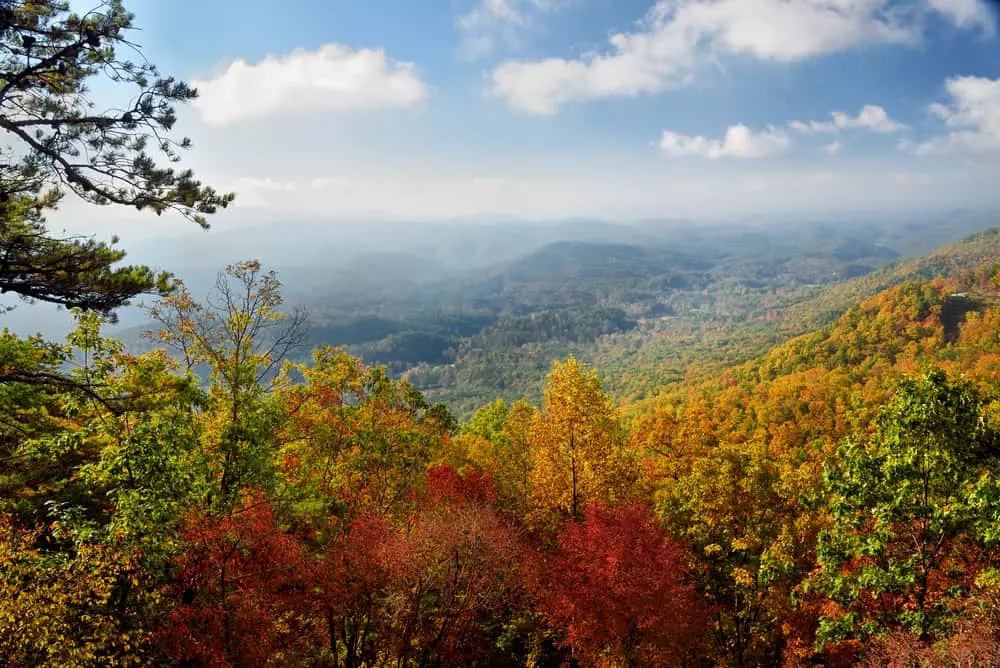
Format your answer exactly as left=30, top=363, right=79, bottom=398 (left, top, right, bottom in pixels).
left=9, top=240, right=1000, bottom=666
left=109, top=215, right=1000, bottom=419
left=399, top=225, right=1000, bottom=415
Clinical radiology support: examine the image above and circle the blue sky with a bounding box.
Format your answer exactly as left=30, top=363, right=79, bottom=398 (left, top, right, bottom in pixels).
left=56, top=0, right=1000, bottom=237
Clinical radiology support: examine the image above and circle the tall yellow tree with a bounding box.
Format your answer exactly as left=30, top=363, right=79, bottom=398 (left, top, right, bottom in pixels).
left=528, top=358, right=634, bottom=526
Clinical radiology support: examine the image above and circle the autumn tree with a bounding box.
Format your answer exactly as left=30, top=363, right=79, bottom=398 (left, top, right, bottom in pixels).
left=387, top=465, right=532, bottom=667
left=313, top=514, right=400, bottom=668
left=275, top=346, right=453, bottom=521
left=653, top=437, right=821, bottom=667
left=461, top=398, right=536, bottom=516
left=0, top=516, right=151, bottom=667
left=817, top=369, right=1000, bottom=645
left=537, top=503, right=706, bottom=667
left=528, top=358, right=634, bottom=526
left=158, top=494, right=314, bottom=666
left=150, top=261, right=307, bottom=504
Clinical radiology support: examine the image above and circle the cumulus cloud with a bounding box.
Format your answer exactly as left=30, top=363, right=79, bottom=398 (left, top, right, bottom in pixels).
left=659, top=124, right=792, bottom=159
left=192, top=45, right=427, bottom=125
left=914, top=76, right=1000, bottom=154
left=788, top=105, right=908, bottom=134
left=491, top=0, right=990, bottom=114
left=457, top=0, right=566, bottom=57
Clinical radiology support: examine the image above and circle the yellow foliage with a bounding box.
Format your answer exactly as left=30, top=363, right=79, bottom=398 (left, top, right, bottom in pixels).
left=527, top=358, right=636, bottom=527
left=0, top=518, right=149, bottom=667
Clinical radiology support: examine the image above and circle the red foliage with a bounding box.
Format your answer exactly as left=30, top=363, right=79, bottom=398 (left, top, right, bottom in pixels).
left=157, top=494, right=314, bottom=667
left=424, top=464, right=499, bottom=507
left=314, top=514, right=403, bottom=666
left=389, top=502, right=533, bottom=666
left=538, top=503, right=707, bottom=667
left=858, top=621, right=1000, bottom=667
left=315, top=470, right=533, bottom=667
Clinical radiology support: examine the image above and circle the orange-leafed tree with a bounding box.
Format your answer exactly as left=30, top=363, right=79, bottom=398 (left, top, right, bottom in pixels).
left=275, top=347, right=453, bottom=522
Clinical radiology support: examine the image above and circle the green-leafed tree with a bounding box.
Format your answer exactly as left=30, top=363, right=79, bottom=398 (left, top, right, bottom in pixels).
left=149, top=261, right=307, bottom=508
left=817, top=369, right=1000, bottom=646
left=0, top=0, right=232, bottom=496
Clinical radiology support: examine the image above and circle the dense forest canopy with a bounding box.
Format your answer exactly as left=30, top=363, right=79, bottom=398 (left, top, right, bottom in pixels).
left=5, top=2, right=1000, bottom=667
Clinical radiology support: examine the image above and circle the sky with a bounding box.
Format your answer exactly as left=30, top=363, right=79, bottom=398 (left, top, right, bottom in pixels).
left=51, top=0, right=1000, bottom=240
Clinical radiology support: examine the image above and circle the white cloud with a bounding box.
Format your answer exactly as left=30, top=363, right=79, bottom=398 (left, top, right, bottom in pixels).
left=927, top=0, right=994, bottom=30
left=789, top=105, right=908, bottom=134
left=457, top=0, right=565, bottom=57
left=491, top=0, right=988, bottom=114
left=913, top=76, right=1000, bottom=154
left=659, top=123, right=792, bottom=159
left=823, top=140, right=844, bottom=154
left=192, top=45, right=427, bottom=125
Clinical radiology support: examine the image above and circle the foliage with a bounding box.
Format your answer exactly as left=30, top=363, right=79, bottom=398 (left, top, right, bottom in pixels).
left=157, top=494, right=314, bottom=666
left=275, top=346, right=453, bottom=521
left=0, top=0, right=231, bottom=314
left=817, top=370, right=1000, bottom=644
left=10, top=223, right=1000, bottom=666
left=527, top=358, right=635, bottom=526
left=538, top=503, right=707, bottom=667
left=149, top=260, right=307, bottom=504
left=0, top=518, right=150, bottom=667
left=655, top=438, right=816, bottom=666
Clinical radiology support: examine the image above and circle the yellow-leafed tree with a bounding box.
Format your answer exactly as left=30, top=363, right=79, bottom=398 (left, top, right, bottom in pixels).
left=527, top=358, right=635, bottom=527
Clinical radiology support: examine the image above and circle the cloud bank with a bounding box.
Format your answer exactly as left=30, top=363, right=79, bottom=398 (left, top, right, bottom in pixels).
left=491, top=0, right=993, bottom=115
left=915, top=76, right=1000, bottom=154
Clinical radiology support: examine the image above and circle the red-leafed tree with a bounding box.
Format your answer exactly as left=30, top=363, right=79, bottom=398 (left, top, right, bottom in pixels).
left=311, top=465, right=533, bottom=668
left=382, top=464, right=533, bottom=666
left=157, top=494, right=314, bottom=666
left=538, top=503, right=707, bottom=667
left=314, top=514, right=402, bottom=668
left=424, top=463, right=499, bottom=508
left=389, top=504, right=532, bottom=666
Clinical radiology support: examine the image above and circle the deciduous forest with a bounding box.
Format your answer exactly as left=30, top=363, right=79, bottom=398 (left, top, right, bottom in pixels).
left=5, top=2, right=1000, bottom=667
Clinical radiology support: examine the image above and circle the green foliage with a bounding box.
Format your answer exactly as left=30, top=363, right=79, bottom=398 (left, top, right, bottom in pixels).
left=817, top=369, right=1000, bottom=644
left=0, top=0, right=232, bottom=322
left=656, top=439, right=812, bottom=666
left=0, top=194, right=171, bottom=313
left=149, top=261, right=307, bottom=506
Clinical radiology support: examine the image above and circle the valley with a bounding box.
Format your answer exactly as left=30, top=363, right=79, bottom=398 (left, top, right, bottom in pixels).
left=214, top=212, right=999, bottom=416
